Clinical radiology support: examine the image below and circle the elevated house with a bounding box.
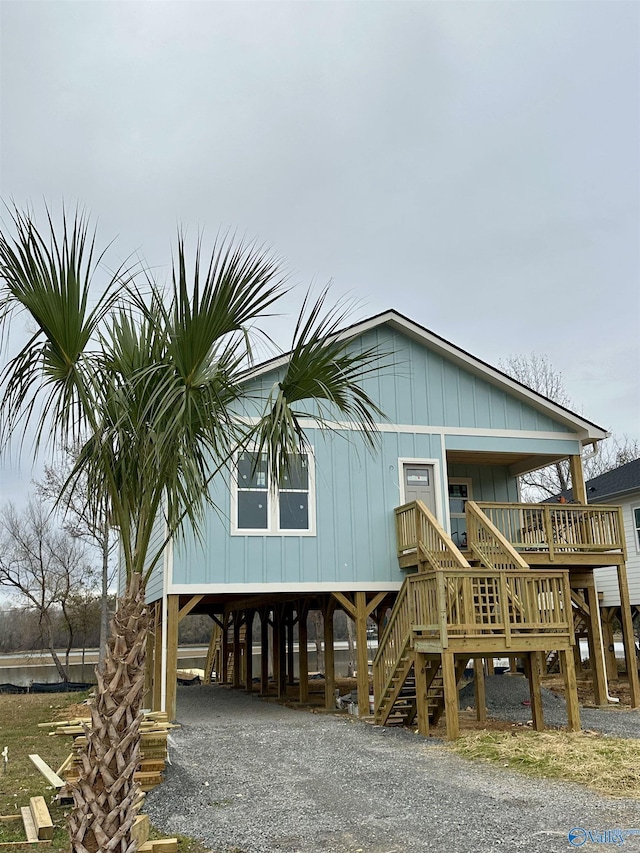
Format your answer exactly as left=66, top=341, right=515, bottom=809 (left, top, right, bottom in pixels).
left=142, top=310, right=639, bottom=737
left=548, top=458, right=640, bottom=682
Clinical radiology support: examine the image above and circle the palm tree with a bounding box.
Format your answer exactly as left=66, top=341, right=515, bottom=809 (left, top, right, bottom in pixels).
left=0, top=206, right=384, bottom=853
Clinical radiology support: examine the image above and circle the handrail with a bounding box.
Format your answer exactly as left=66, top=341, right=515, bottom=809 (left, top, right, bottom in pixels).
left=466, top=501, right=529, bottom=570
left=372, top=578, right=414, bottom=713
left=395, top=500, right=471, bottom=571
left=474, top=502, right=625, bottom=556
left=373, top=567, right=572, bottom=714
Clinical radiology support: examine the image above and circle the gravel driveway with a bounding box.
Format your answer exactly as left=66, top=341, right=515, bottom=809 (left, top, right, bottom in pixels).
left=145, top=685, right=640, bottom=853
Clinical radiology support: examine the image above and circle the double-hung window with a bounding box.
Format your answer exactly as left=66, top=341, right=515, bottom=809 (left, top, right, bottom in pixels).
left=234, top=451, right=314, bottom=535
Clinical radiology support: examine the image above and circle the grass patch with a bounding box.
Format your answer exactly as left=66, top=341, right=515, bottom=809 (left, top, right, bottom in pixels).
left=0, top=691, right=91, bottom=850
left=448, top=729, right=640, bottom=799
left=0, top=693, right=226, bottom=853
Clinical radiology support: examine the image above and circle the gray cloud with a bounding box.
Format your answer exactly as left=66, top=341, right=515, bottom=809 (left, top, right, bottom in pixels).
left=1, top=0, right=638, bottom=498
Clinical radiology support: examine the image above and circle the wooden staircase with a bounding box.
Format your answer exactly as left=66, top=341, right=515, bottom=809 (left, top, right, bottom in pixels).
left=375, top=499, right=578, bottom=738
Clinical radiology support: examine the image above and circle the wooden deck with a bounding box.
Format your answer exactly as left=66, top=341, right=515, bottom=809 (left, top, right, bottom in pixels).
left=396, top=499, right=627, bottom=571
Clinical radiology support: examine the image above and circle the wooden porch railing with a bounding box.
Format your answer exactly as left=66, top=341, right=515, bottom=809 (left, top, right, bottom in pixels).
left=474, top=502, right=625, bottom=560
left=466, top=501, right=530, bottom=571
left=373, top=576, right=417, bottom=715
left=373, top=568, right=573, bottom=714
left=395, top=500, right=471, bottom=570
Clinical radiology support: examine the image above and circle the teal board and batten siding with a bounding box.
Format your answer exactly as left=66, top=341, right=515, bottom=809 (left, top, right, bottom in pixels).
left=162, top=322, right=585, bottom=593
left=143, top=510, right=168, bottom=604
left=353, top=326, right=574, bottom=433
left=171, top=430, right=443, bottom=588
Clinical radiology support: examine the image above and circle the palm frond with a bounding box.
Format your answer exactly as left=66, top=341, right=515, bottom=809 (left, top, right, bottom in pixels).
left=252, top=289, right=388, bottom=486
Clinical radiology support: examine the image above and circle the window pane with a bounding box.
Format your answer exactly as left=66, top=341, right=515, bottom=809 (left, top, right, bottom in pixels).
left=238, top=491, right=268, bottom=529
left=406, top=468, right=430, bottom=486
left=238, top=452, right=268, bottom=490
left=449, top=484, right=468, bottom=498
left=279, top=492, right=309, bottom=530
left=282, top=454, right=308, bottom=491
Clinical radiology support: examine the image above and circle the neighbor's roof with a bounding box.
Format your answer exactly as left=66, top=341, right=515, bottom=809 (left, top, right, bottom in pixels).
left=549, top=458, right=640, bottom=504
left=246, top=309, right=609, bottom=444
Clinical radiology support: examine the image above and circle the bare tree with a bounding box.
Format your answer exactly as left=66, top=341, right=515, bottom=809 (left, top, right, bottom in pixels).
left=500, top=354, right=640, bottom=500
left=35, top=449, right=115, bottom=669
left=0, top=499, right=97, bottom=680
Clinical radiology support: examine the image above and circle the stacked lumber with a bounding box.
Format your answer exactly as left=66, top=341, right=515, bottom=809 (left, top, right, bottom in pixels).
left=39, top=711, right=177, bottom=793
left=0, top=797, right=54, bottom=847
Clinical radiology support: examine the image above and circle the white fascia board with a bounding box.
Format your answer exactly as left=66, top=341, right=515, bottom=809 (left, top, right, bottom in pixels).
left=242, top=310, right=609, bottom=445
left=169, top=581, right=403, bottom=595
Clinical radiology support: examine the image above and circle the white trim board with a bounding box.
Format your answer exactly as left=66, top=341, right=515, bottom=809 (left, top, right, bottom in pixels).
left=233, top=416, right=584, bottom=442
left=169, top=581, right=403, bottom=594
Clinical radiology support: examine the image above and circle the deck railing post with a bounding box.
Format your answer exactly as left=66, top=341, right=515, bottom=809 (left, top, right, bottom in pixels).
left=498, top=572, right=511, bottom=648
left=542, top=505, right=554, bottom=561
left=437, top=571, right=448, bottom=648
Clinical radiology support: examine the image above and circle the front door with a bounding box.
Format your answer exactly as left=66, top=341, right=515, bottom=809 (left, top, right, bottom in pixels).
left=403, top=464, right=436, bottom=516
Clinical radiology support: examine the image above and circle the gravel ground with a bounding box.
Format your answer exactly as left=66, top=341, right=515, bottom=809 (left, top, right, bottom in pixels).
left=145, top=685, right=640, bottom=853
left=459, top=675, right=640, bottom=738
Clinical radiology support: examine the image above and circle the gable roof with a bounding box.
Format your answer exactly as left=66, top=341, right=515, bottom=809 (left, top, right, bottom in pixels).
left=548, top=458, right=640, bottom=503
left=246, top=309, right=609, bottom=444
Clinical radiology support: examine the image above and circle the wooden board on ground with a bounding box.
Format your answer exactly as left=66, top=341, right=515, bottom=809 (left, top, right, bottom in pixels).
left=28, top=798, right=53, bottom=841
left=20, top=808, right=38, bottom=844
left=131, top=815, right=150, bottom=846
left=28, top=755, right=65, bottom=790
left=138, top=839, right=178, bottom=853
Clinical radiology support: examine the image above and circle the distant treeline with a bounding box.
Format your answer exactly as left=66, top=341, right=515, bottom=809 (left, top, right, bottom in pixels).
left=0, top=600, right=357, bottom=654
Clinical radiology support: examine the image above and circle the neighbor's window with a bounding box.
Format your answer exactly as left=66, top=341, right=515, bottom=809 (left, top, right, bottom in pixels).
left=634, top=507, right=640, bottom=552
left=235, top=451, right=313, bottom=534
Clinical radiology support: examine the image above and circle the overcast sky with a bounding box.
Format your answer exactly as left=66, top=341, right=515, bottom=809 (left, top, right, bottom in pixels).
left=0, top=0, right=638, bottom=500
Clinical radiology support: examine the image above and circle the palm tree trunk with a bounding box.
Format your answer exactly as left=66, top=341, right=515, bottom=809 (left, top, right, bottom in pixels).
left=69, top=573, right=150, bottom=853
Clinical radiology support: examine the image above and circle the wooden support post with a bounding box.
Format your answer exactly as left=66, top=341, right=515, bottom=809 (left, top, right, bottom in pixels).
left=323, top=598, right=336, bottom=710
left=298, top=601, right=309, bottom=704
left=152, top=603, right=162, bottom=711
left=260, top=609, right=269, bottom=695
left=355, top=592, right=370, bottom=717
left=287, top=606, right=295, bottom=686
left=585, top=584, right=608, bottom=706
left=245, top=610, right=254, bottom=692
left=569, top=455, right=588, bottom=504
left=474, top=658, right=486, bottom=723
left=559, top=648, right=581, bottom=731
left=166, top=595, right=179, bottom=721
left=601, top=609, right=618, bottom=682
left=221, top=613, right=230, bottom=683
left=617, top=563, right=640, bottom=707
left=414, top=653, right=430, bottom=737
left=442, top=651, right=460, bottom=740
left=527, top=652, right=544, bottom=732
left=232, top=613, right=241, bottom=688
left=278, top=609, right=287, bottom=698
left=272, top=608, right=281, bottom=696
left=486, top=658, right=495, bottom=676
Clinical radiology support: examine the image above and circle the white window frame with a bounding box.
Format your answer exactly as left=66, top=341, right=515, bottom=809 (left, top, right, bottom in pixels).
left=448, top=477, right=473, bottom=520
left=231, top=448, right=316, bottom=537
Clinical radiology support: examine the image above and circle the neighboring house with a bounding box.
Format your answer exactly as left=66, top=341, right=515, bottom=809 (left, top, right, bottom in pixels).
left=140, top=310, right=639, bottom=731
left=550, top=458, right=640, bottom=609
